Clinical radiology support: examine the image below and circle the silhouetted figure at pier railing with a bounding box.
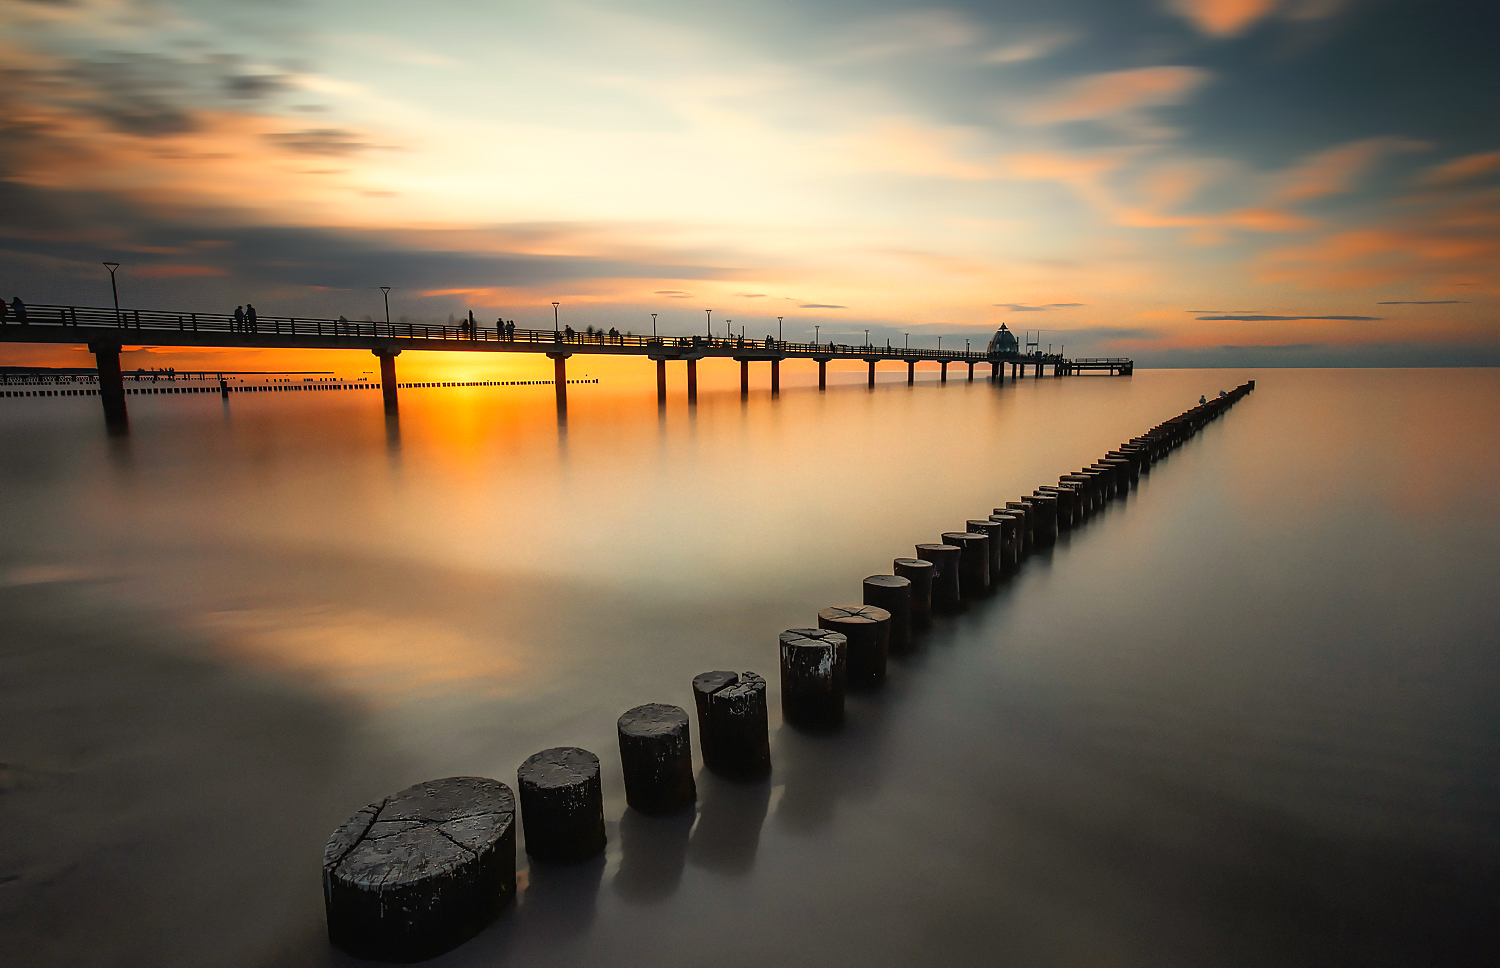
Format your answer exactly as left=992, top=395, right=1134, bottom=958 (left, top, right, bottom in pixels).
left=0, top=298, right=9, bottom=325
left=338, top=314, right=350, bottom=335
left=233, top=306, right=246, bottom=332
left=246, top=303, right=259, bottom=333
left=10, top=296, right=27, bottom=325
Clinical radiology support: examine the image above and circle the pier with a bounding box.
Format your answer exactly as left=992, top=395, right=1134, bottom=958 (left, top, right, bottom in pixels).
left=1, top=303, right=1130, bottom=432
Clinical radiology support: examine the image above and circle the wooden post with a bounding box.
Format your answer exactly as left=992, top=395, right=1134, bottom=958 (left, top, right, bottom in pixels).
left=940, top=361, right=948, bottom=384
left=893, top=557, right=935, bottom=629
left=687, top=359, right=698, bottom=404
left=618, top=704, right=696, bottom=814
left=740, top=359, right=749, bottom=397
left=771, top=358, right=780, bottom=395
left=656, top=359, right=667, bottom=404
left=323, top=776, right=516, bottom=962
left=915, top=543, right=962, bottom=611
left=818, top=359, right=828, bottom=390
left=863, top=575, right=912, bottom=655
left=818, top=604, right=891, bottom=690
left=691, top=671, right=770, bottom=779
left=548, top=352, right=569, bottom=415
left=907, top=360, right=915, bottom=385
left=779, top=628, right=847, bottom=730
left=941, top=531, right=990, bottom=596
left=518, top=747, right=606, bottom=863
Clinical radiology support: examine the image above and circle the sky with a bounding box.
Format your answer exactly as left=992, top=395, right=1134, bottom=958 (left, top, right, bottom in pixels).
left=1, top=0, right=1496, bottom=371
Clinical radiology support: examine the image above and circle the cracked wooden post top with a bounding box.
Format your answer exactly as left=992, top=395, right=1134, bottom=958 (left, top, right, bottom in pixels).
left=779, top=628, right=847, bottom=731
left=693, top=671, right=771, bottom=779
left=863, top=574, right=912, bottom=655
left=914, top=543, right=962, bottom=612
left=322, top=775, right=516, bottom=962
left=517, top=747, right=607, bottom=864
left=941, top=531, right=991, bottom=597
left=893, top=557, right=935, bottom=630
left=817, top=604, right=891, bottom=690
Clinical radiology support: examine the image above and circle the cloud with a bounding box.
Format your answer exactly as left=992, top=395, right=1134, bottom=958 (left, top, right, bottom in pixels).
left=264, top=128, right=370, bottom=157
left=1273, top=138, right=1428, bottom=203
left=1168, top=0, right=1278, bottom=38
left=736, top=292, right=767, bottom=298
left=993, top=302, right=1084, bottom=311
left=984, top=30, right=1075, bottom=65
left=1195, top=314, right=1383, bottom=321
left=1375, top=300, right=1464, bottom=305
left=1022, top=67, right=1209, bottom=124
left=831, top=11, right=978, bottom=63
left=135, top=264, right=227, bottom=278
left=654, top=290, right=691, bottom=298
left=1187, top=309, right=1260, bottom=313
left=1416, top=151, right=1500, bottom=186
left=799, top=303, right=845, bottom=309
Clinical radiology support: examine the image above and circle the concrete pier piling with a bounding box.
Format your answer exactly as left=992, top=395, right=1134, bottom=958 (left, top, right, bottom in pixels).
left=691, top=671, right=771, bottom=780
left=779, top=628, right=848, bottom=730
left=863, top=574, right=912, bottom=655
left=914, top=543, right=962, bottom=611
left=818, top=604, right=892, bottom=690
left=941, top=531, right=991, bottom=596
left=517, top=747, right=607, bottom=864
left=323, top=776, right=516, bottom=962
left=893, top=557, right=935, bottom=629
left=618, top=704, right=697, bottom=814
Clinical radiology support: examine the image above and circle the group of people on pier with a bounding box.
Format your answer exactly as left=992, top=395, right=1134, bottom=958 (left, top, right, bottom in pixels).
left=1, top=296, right=27, bottom=324
left=231, top=304, right=259, bottom=333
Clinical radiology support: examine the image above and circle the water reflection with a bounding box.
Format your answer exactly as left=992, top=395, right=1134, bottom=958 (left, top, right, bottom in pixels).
left=612, top=810, right=694, bottom=903
left=517, top=852, right=606, bottom=938
left=687, top=771, right=771, bottom=876
left=773, top=697, right=894, bottom=834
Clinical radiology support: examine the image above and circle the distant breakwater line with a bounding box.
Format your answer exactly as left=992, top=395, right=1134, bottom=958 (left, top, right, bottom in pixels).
left=0, top=377, right=597, bottom=401
left=321, top=381, right=1256, bottom=962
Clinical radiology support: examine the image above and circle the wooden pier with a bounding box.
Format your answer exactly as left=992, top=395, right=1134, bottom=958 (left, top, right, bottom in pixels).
left=0, top=303, right=1132, bottom=433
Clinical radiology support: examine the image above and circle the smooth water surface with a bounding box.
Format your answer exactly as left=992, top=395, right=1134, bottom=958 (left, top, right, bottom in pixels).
left=2, top=368, right=1497, bottom=967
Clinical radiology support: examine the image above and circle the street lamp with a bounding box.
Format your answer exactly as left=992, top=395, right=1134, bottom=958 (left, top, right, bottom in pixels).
left=651, top=312, right=657, bottom=337
left=777, top=316, right=783, bottom=342
left=904, top=332, right=909, bottom=349
left=705, top=309, right=712, bottom=336
left=966, top=338, right=970, bottom=355
left=938, top=336, right=943, bottom=352
left=379, top=286, right=391, bottom=326
left=102, top=262, right=121, bottom=326
left=864, top=329, right=869, bottom=347
left=815, top=324, right=820, bottom=343
left=552, top=301, right=560, bottom=332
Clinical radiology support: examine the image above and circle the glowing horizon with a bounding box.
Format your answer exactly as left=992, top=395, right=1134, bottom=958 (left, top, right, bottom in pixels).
left=2, top=0, right=1496, bottom=372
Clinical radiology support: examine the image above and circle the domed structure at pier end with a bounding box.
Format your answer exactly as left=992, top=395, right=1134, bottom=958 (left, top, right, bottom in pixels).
left=987, top=324, right=1019, bottom=355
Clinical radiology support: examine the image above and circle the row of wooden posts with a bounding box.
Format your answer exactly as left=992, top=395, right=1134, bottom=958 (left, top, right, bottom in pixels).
left=321, top=381, right=1257, bottom=961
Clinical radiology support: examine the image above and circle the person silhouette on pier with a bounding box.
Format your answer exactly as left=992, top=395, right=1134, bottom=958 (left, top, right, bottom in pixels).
left=11, top=296, right=27, bottom=324
left=1199, top=394, right=1206, bottom=404
left=234, top=306, right=245, bottom=332
left=246, top=303, right=258, bottom=333
left=0, top=298, right=9, bottom=325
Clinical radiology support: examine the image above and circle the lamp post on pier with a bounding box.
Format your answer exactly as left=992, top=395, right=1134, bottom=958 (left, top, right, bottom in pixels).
left=651, top=313, right=657, bottom=337
left=379, top=286, right=391, bottom=326
left=705, top=309, right=712, bottom=336
left=904, top=332, right=909, bottom=349
left=552, top=301, right=560, bottom=333
left=815, top=324, right=820, bottom=343
left=777, top=316, right=783, bottom=343
left=102, top=262, right=121, bottom=327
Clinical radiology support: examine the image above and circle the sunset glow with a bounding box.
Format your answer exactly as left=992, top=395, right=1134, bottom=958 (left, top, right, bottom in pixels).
left=2, top=0, right=1495, bottom=373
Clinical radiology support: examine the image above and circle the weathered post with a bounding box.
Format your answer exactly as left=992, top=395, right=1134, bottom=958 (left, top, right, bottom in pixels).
left=323, top=776, right=516, bottom=961
left=779, top=628, right=847, bottom=730
left=863, top=575, right=912, bottom=655
left=618, top=703, right=696, bottom=814
left=941, top=531, right=990, bottom=596
left=517, top=747, right=606, bottom=863
left=818, top=604, right=891, bottom=689
left=691, top=671, right=770, bottom=779
left=966, top=519, right=1005, bottom=581
left=1003, top=502, right=1033, bottom=553
left=893, top=557, right=935, bottom=629
left=987, top=512, right=1023, bottom=570
left=915, top=542, right=962, bottom=611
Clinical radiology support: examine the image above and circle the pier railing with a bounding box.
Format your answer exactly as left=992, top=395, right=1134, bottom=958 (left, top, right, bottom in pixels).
left=3, top=303, right=1067, bottom=365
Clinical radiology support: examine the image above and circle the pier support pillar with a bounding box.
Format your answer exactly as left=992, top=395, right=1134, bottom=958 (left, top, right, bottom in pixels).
left=907, top=361, right=915, bottom=385
left=940, top=361, right=948, bottom=384
left=740, top=359, right=749, bottom=397
left=867, top=359, right=876, bottom=388
left=656, top=360, right=667, bottom=404
left=547, top=352, right=570, bottom=415
left=967, top=362, right=974, bottom=382
left=992, top=361, right=1001, bottom=383
left=687, top=359, right=698, bottom=404
left=817, top=359, right=827, bottom=390
left=771, top=358, right=780, bottom=395
left=373, top=348, right=401, bottom=414
left=89, top=341, right=128, bottom=435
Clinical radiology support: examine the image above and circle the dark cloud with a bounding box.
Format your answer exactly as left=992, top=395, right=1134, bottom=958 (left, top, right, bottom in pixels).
left=265, top=129, right=369, bottom=157
left=655, top=290, right=692, bottom=298
left=62, top=55, right=202, bottom=137
left=1375, top=300, right=1465, bottom=305
left=993, top=302, right=1084, bottom=311
left=1050, top=325, right=1163, bottom=340
left=224, top=74, right=286, bottom=100
left=799, top=303, right=845, bottom=309
left=1195, top=314, right=1383, bottom=322
left=1187, top=309, right=1259, bottom=314
left=736, top=292, right=767, bottom=298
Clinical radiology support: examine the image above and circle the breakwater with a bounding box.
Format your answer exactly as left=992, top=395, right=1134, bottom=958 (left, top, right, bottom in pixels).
left=321, top=382, right=1255, bottom=961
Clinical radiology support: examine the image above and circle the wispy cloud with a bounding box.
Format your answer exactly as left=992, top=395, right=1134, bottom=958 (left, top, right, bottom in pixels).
left=655, top=290, right=692, bottom=298
left=1375, top=300, right=1464, bottom=305
left=993, top=302, right=1084, bottom=311
left=1195, top=314, right=1383, bottom=321
left=1167, top=0, right=1278, bottom=38
left=1021, top=67, right=1209, bottom=125
left=1416, top=151, right=1500, bottom=186
left=1272, top=138, right=1428, bottom=203
left=800, top=303, right=845, bottom=309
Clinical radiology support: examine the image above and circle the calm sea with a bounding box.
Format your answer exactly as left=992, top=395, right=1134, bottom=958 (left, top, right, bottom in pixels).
left=1, top=366, right=1497, bottom=967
